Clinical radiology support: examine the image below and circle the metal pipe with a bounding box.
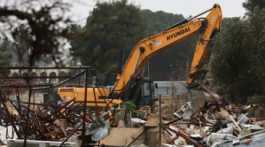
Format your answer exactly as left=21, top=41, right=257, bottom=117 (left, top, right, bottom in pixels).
left=81, top=68, right=89, bottom=147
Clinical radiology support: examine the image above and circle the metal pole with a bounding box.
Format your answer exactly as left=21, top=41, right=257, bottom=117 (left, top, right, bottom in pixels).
left=159, top=95, right=162, bottom=147
left=81, top=69, right=88, bottom=147
left=23, top=79, right=32, bottom=147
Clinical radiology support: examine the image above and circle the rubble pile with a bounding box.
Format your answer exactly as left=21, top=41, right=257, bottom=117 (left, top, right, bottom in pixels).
left=0, top=93, right=112, bottom=143
left=0, top=92, right=146, bottom=146
left=1, top=84, right=265, bottom=147
left=162, top=101, right=265, bottom=147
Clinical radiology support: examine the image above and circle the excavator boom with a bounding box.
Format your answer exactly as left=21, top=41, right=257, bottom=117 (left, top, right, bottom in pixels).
left=58, top=4, right=223, bottom=106
left=114, top=4, right=222, bottom=92
left=187, top=4, right=222, bottom=86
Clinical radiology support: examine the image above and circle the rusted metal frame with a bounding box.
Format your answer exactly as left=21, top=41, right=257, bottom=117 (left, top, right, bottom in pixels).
left=23, top=80, right=33, bottom=147
left=47, top=100, right=76, bottom=124
left=0, top=66, right=96, bottom=142
left=0, top=91, right=21, bottom=138
left=59, top=68, right=92, bottom=147
left=31, top=111, right=46, bottom=138
left=5, top=93, right=31, bottom=138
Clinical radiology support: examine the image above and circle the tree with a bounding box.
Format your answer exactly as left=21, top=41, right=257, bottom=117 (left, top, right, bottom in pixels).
left=0, top=39, right=12, bottom=79
left=0, top=0, right=71, bottom=66
left=210, top=18, right=254, bottom=102
left=210, top=0, right=265, bottom=103
left=246, top=7, right=265, bottom=95
left=140, top=10, right=196, bottom=80
left=0, top=39, right=11, bottom=66
left=243, top=0, right=265, bottom=13
left=71, top=0, right=145, bottom=74
left=71, top=1, right=196, bottom=82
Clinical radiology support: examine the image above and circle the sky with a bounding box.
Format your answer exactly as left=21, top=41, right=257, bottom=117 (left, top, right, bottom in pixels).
left=71, top=0, right=246, bottom=24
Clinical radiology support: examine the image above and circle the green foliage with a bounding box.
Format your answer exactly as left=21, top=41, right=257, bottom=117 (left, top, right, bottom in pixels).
left=0, top=39, right=11, bottom=66
left=211, top=18, right=254, bottom=102
left=247, top=8, right=265, bottom=94
left=141, top=10, right=195, bottom=80
left=0, top=39, right=12, bottom=76
left=210, top=0, right=265, bottom=103
left=243, top=0, right=265, bottom=13
left=70, top=0, right=145, bottom=73
left=71, top=0, right=195, bottom=81
left=123, top=101, right=136, bottom=112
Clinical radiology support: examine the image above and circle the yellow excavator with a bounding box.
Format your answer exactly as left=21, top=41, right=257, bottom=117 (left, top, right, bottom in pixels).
left=58, top=4, right=222, bottom=107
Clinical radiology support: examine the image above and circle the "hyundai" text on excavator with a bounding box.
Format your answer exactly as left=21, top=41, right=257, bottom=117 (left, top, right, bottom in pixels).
left=58, top=4, right=223, bottom=107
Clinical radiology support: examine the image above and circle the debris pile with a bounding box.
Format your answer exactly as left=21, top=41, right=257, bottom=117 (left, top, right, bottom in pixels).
left=0, top=93, right=112, bottom=143
left=0, top=67, right=265, bottom=147
left=162, top=101, right=265, bottom=147
left=2, top=87, right=265, bottom=147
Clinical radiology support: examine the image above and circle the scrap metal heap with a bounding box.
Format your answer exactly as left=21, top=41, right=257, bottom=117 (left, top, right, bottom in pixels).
left=161, top=90, right=265, bottom=147
left=0, top=67, right=115, bottom=145
left=0, top=91, right=112, bottom=145
left=0, top=96, right=78, bottom=140
left=0, top=68, right=265, bottom=147
left=0, top=67, right=265, bottom=147
left=2, top=90, right=265, bottom=147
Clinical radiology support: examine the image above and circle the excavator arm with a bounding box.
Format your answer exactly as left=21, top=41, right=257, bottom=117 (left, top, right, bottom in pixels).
left=113, top=19, right=202, bottom=92
left=186, top=4, right=222, bottom=87
left=113, top=4, right=222, bottom=93
left=57, top=4, right=222, bottom=106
